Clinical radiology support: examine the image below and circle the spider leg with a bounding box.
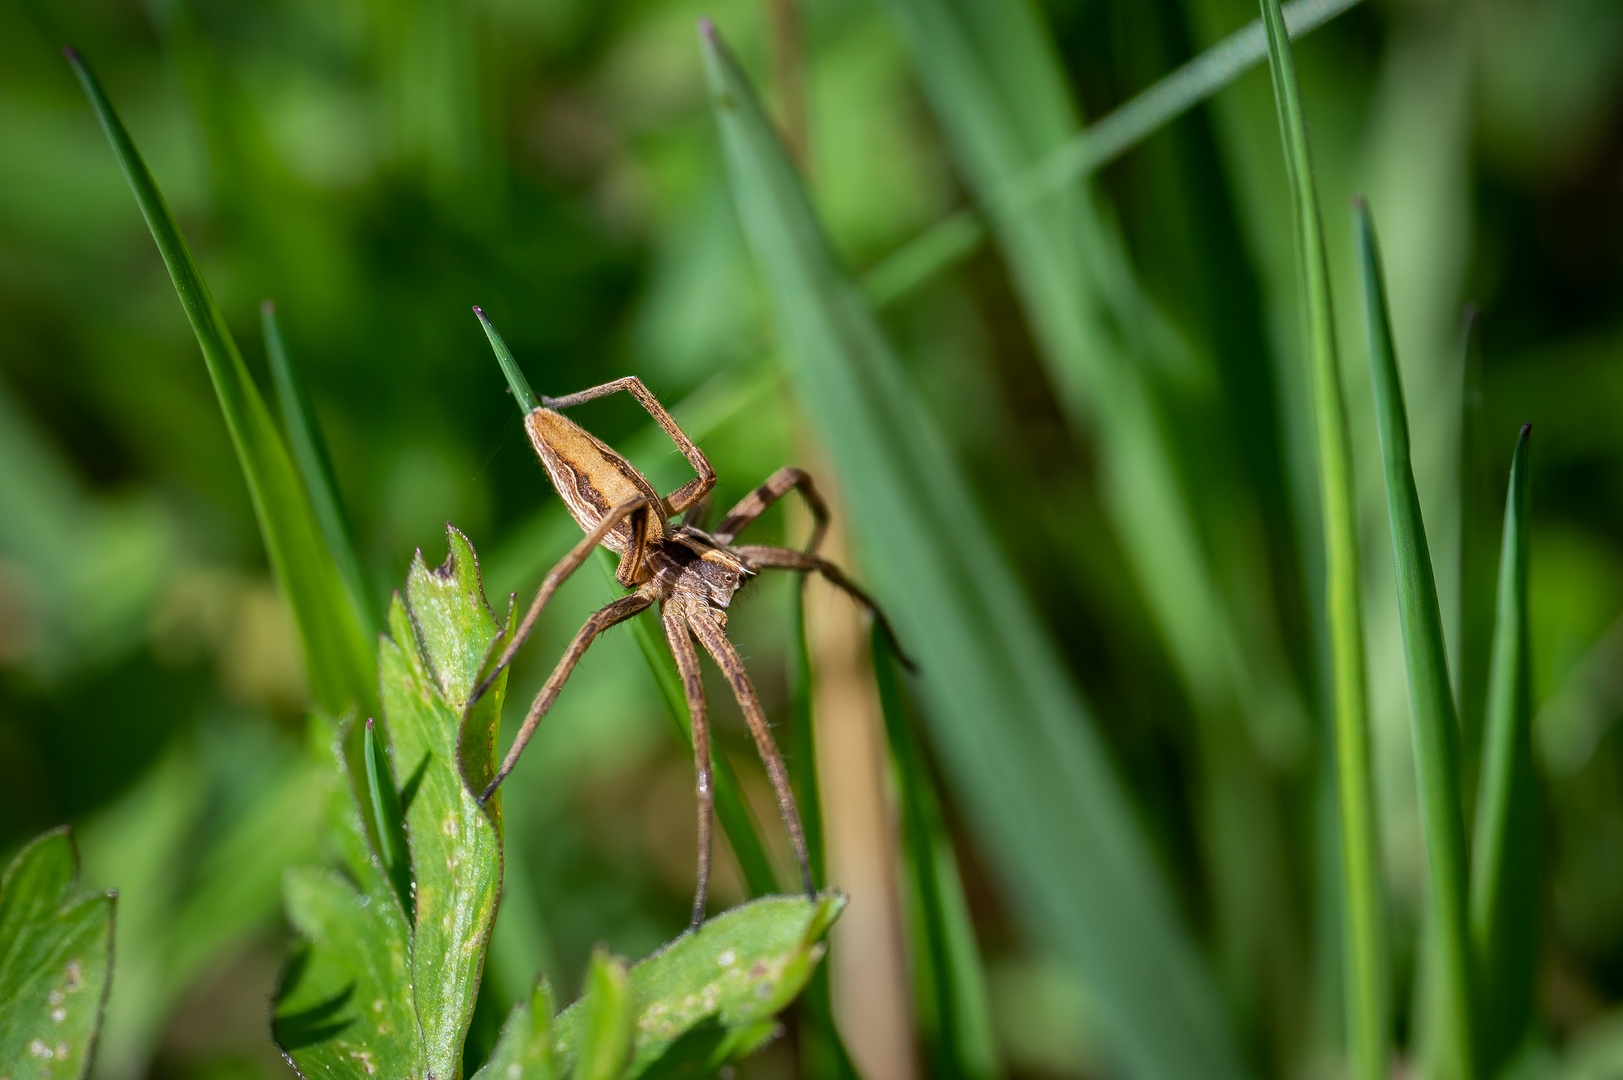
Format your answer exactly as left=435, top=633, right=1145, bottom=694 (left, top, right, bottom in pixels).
left=480, top=591, right=653, bottom=802
left=731, top=544, right=915, bottom=671
left=711, top=467, right=827, bottom=554
left=542, top=376, right=717, bottom=516
left=662, top=603, right=714, bottom=927
left=468, top=496, right=652, bottom=712
left=687, top=610, right=816, bottom=898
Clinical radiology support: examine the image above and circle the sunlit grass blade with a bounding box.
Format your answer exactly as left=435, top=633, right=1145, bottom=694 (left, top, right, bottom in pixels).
left=596, top=551, right=781, bottom=898
left=67, top=50, right=375, bottom=716
left=702, top=23, right=1246, bottom=1080
left=872, top=626, right=997, bottom=1080
left=1258, top=5, right=1387, bottom=1078
left=263, top=300, right=376, bottom=639
left=861, top=0, right=1364, bottom=309
left=1469, top=425, right=1537, bottom=1075
left=1357, top=200, right=1476, bottom=1080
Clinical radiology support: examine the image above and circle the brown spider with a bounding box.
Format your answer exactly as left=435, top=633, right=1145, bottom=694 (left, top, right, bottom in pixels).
left=465, top=307, right=907, bottom=924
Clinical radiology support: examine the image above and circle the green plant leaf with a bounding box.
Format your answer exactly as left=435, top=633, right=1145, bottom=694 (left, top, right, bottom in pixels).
left=872, top=627, right=997, bottom=1080
left=66, top=50, right=375, bottom=718
left=1259, top=6, right=1387, bottom=1079
left=859, top=0, right=1365, bottom=309
left=0, top=827, right=115, bottom=1080
left=475, top=982, right=559, bottom=1080
left=1357, top=200, right=1476, bottom=1080
left=595, top=550, right=782, bottom=899
left=701, top=23, right=1243, bottom=1080
left=363, top=717, right=413, bottom=917
left=553, top=895, right=843, bottom=1079
left=1470, top=424, right=1537, bottom=1075
left=381, top=526, right=507, bottom=1080
left=263, top=300, right=376, bottom=640
left=571, top=950, right=632, bottom=1080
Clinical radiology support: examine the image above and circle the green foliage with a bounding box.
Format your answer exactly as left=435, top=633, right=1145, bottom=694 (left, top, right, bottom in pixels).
left=702, top=20, right=1243, bottom=1080
left=551, top=894, right=843, bottom=1079
left=871, top=627, right=996, bottom=1080
left=66, top=51, right=375, bottom=718
left=1259, top=3, right=1387, bottom=1077
left=474, top=981, right=558, bottom=1080
left=1358, top=201, right=1476, bottom=1080
left=0, top=828, right=114, bottom=1080
left=274, top=528, right=505, bottom=1079
left=1471, top=426, right=1539, bottom=1073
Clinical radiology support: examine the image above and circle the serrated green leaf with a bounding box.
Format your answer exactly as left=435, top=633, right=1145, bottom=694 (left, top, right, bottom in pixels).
left=1470, top=425, right=1537, bottom=1075
left=381, top=526, right=507, bottom=1080
left=702, top=23, right=1242, bottom=1080
left=0, top=828, right=114, bottom=1080
left=1259, top=5, right=1386, bottom=1078
left=553, top=895, right=842, bottom=1080
left=66, top=51, right=375, bottom=717
left=1358, top=200, right=1476, bottom=1080
left=274, top=866, right=424, bottom=1080
left=474, top=982, right=558, bottom=1080
left=571, top=950, right=632, bottom=1080
left=872, top=627, right=996, bottom=1080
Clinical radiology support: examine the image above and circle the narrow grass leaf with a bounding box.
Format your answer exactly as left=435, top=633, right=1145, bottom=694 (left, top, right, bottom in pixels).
left=1258, top=6, right=1387, bottom=1078
left=1357, top=201, right=1476, bottom=1080
left=263, top=300, right=376, bottom=638
left=872, top=627, right=997, bottom=1080
left=0, top=827, right=115, bottom=1080
left=552, top=895, right=844, bottom=1079
left=703, top=24, right=1244, bottom=1080
left=571, top=950, right=632, bottom=1080
left=1469, top=425, right=1537, bottom=1075
left=475, top=981, right=559, bottom=1080
left=67, top=51, right=375, bottom=717
left=597, top=550, right=782, bottom=898
left=363, top=717, right=413, bottom=917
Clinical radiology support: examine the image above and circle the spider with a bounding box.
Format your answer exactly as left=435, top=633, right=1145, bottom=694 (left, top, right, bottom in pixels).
left=465, top=307, right=908, bottom=924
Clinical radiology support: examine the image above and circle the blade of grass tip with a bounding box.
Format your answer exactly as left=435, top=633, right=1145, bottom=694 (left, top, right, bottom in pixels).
left=263, top=301, right=376, bottom=639
left=593, top=550, right=781, bottom=899
left=703, top=22, right=1247, bottom=1080
left=1258, top=8, right=1387, bottom=1080
left=1357, top=199, right=1477, bottom=1080
left=1469, top=425, right=1537, bottom=1076
left=859, top=0, right=1366, bottom=310
left=872, top=625, right=998, bottom=1080
left=363, top=717, right=413, bottom=915
left=67, top=49, right=375, bottom=716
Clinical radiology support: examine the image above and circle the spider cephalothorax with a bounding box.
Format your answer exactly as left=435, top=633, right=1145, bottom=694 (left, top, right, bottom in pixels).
left=464, top=307, right=906, bottom=924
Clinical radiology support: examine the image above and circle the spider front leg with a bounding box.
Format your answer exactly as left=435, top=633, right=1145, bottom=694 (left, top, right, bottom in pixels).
left=686, top=610, right=816, bottom=897
left=731, top=544, right=914, bottom=670
left=468, top=495, right=655, bottom=713
left=479, top=591, right=653, bottom=803
left=662, top=603, right=715, bottom=926
left=712, top=466, right=828, bottom=554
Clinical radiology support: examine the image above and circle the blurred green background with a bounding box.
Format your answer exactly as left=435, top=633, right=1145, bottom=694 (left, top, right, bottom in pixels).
left=3, top=0, right=1623, bottom=1076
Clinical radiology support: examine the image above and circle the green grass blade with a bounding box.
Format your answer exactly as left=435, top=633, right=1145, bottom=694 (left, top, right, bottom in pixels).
left=702, top=23, right=1246, bottom=1080
left=872, top=626, right=997, bottom=1080
left=595, top=551, right=782, bottom=898
left=1357, top=201, right=1476, bottom=1080
left=571, top=949, right=632, bottom=1080
left=263, top=300, right=377, bottom=639
left=67, top=50, right=375, bottom=716
left=1258, top=6, right=1387, bottom=1079
left=1469, top=425, right=1537, bottom=1075
left=860, top=0, right=1363, bottom=309
left=363, top=716, right=414, bottom=916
